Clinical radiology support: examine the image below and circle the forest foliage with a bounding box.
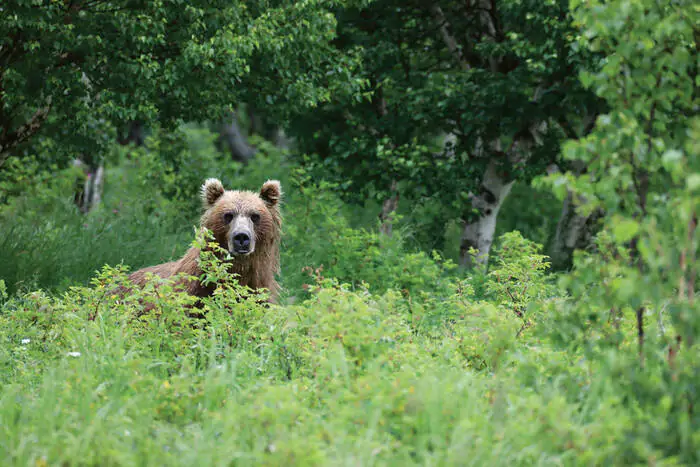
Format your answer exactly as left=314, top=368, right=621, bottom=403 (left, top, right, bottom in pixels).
left=0, top=0, right=698, bottom=465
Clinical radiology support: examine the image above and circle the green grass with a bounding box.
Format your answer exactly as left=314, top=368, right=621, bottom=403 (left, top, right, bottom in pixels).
left=0, top=225, right=686, bottom=466
left=0, top=266, right=623, bottom=466
left=0, top=166, right=191, bottom=295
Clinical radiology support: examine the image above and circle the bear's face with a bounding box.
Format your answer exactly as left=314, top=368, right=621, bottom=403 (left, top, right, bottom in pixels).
left=200, top=178, right=282, bottom=257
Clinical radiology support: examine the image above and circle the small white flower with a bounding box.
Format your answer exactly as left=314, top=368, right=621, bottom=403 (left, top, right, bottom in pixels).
left=21, top=338, right=30, bottom=344
left=67, top=351, right=82, bottom=357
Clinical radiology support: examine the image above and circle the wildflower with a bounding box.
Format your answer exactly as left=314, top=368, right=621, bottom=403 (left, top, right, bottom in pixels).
left=21, top=338, right=30, bottom=344
left=67, top=351, right=81, bottom=357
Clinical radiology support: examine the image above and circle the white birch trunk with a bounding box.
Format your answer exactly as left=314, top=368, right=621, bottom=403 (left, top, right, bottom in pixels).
left=81, top=170, right=92, bottom=213
left=73, top=159, right=105, bottom=213
left=91, top=164, right=104, bottom=209
left=431, top=3, right=546, bottom=268
left=459, top=160, right=515, bottom=267
left=547, top=162, right=603, bottom=269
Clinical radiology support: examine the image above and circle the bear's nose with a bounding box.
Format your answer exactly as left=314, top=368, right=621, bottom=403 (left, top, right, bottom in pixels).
left=233, top=233, right=251, bottom=252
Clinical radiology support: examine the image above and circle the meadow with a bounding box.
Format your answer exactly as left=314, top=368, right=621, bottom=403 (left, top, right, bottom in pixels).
left=0, top=130, right=695, bottom=466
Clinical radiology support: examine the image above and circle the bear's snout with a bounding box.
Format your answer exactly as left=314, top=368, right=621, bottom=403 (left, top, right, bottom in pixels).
left=227, top=214, right=256, bottom=256
left=232, top=232, right=252, bottom=254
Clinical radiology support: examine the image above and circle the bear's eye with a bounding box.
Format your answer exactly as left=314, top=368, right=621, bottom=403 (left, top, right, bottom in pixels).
left=250, top=213, right=261, bottom=224
left=223, top=212, right=234, bottom=223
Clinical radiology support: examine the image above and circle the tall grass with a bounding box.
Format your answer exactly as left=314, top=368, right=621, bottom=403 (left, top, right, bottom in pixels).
left=0, top=165, right=192, bottom=294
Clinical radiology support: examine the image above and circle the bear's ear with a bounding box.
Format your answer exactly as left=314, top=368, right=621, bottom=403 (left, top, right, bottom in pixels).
left=202, top=178, right=225, bottom=208
left=260, top=180, right=282, bottom=207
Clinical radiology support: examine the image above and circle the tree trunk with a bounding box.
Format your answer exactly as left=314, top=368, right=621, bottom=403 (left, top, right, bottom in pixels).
left=91, top=164, right=104, bottom=208
left=459, top=161, right=515, bottom=267
left=379, top=180, right=399, bottom=236
left=271, top=127, right=291, bottom=150
left=431, top=3, right=546, bottom=269
left=547, top=161, right=603, bottom=269
left=219, top=112, right=256, bottom=163
left=119, top=120, right=145, bottom=146
left=549, top=190, right=603, bottom=269
left=73, top=159, right=105, bottom=213
left=247, top=105, right=265, bottom=137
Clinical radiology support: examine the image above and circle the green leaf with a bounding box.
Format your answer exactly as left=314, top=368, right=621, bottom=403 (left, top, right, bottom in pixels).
left=612, top=218, right=639, bottom=243
left=687, top=174, right=700, bottom=192
left=662, top=149, right=683, bottom=165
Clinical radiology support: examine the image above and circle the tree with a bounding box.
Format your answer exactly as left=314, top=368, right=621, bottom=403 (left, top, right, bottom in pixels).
left=286, top=0, right=603, bottom=266
left=549, top=0, right=698, bottom=459
left=0, top=0, right=365, bottom=169
left=287, top=1, right=451, bottom=238
left=217, top=111, right=256, bottom=163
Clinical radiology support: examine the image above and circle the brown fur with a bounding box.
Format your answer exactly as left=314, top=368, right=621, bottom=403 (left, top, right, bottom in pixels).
left=128, top=179, right=283, bottom=302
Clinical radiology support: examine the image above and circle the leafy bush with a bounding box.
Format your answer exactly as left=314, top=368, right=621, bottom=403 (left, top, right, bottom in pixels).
left=0, top=158, right=192, bottom=294
left=280, top=173, right=459, bottom=301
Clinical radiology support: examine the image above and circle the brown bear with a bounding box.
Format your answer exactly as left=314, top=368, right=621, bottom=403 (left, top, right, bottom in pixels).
left=128, top=178, right=282, bottom=302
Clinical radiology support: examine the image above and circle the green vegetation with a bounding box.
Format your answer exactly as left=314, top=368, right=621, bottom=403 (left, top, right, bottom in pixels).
left=1, top=0, right=698, bottom=465
left=0, top=223, right=625, bottom=465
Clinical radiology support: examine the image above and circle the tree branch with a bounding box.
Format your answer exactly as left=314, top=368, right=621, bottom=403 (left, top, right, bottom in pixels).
left=556, top=116, right=579, bottom=139
left=0, top=100, right=52, bottom=167
left=488, top=0, right=505, bottom=42
left=630, top=72, right=662, bottom=216
left=430, top=5, right=470, bottom=71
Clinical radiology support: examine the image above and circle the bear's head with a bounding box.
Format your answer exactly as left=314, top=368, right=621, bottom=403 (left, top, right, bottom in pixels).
left=199, top=178, right=282, bottom=259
